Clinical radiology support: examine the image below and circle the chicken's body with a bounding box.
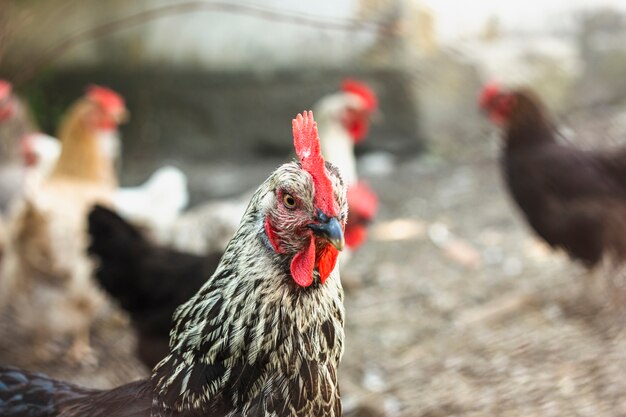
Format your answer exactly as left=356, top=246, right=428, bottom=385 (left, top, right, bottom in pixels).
left=0, top=86, right=127, bottom=363
left=0, top=111, right=347, bottom=417
left=481, top=85, right=626, bottom=268
left=87, top=205, right=221, bottom=368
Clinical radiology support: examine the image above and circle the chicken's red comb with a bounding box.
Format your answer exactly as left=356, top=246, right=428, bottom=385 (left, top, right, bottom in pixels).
left=479, top=82, right=503, bottom=109
left=347, top=182, right=378, bottom=220
left=0, top=80, right=13, bottom=101
left=293, top=111, right=338, bottom=217
left=342, top=79, right=378, bottom=112
left=86, top=85, right=125, bottom=113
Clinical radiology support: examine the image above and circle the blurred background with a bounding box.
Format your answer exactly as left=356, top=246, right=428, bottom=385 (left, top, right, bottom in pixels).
left=2, top=0, right=626, bottom=416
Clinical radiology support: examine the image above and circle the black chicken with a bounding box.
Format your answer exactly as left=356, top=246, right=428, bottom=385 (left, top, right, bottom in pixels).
left=480, top=83, right=626, bottom=268
left=87, top=204, right=222, bottom=368
left=0, top=110, right=348, bottom=417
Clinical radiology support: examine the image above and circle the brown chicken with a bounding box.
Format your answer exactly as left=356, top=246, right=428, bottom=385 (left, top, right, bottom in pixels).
left=479, top=83, right=626, bottom=271
left=0, top=85, right=127, bottom=364
left=0, top=110, right=347, bottom=417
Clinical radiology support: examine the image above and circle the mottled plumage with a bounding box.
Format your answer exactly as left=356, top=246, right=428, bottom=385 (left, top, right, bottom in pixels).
left=0, top=111, right=348, bottom=417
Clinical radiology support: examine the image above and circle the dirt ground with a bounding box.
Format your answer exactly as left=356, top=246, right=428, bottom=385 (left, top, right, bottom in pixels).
left=2, top=113, right=626, bottom=416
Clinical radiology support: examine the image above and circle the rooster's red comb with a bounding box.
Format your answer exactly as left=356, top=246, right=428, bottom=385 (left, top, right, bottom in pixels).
left=479, top=82, right=503, bottom=109
left=342, top=79, right=378, bottom=112
left=86, top=85, right=125, bottom=113
left=0, top=80, right=13, bottom=101
left=293, top=111, right=338, bottom=218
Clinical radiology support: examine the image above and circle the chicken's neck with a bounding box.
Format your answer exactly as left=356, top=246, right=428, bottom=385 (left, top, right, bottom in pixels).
left=505, top=104, right=556, bottom=151
left=319, top=122, right=357, bottom=187
left=152, top=181, right=345, bottom=417
left=50, top=103, right=117, bottom=187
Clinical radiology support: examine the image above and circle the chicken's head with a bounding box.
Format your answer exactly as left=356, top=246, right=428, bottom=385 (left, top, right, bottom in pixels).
left=263, top=111, right=347, bottom=287
left=341, top=79, right=378, bottom=143
left=0, top=80, right=16, bottom=123
left=479, top=82, right=517, bottom=126
left=85, top=85, right=128, bottom=130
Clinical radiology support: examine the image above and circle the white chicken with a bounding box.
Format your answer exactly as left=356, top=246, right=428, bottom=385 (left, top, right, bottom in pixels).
left=0, top=80, right=35, bottom=211
left=314, top=79, right=380, bottom=263
left=113, top=166, right=189, bottom=231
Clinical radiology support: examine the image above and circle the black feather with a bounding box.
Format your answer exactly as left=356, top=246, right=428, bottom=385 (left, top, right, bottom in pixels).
left=87, top=205, right=222, bottom=368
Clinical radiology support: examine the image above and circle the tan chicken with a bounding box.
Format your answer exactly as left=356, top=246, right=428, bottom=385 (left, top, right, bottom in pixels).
left=0, top=85, right=127, bottom=364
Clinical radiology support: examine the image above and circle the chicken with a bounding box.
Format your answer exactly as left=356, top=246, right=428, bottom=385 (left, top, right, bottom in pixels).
left=479, top=83, right=626, bottom=270
left=87, top=204, right=221, bottom=369
left=113, top=166, right=189, bottom=231
left=0, top=110, right=347, bottom=417
left=315, top=79, right=379, bottom=264
left=0, top=85, right=127, bottom=364
left=0, top=80, right=36, bottom=211
left=315, top=78, right=378, bottom=187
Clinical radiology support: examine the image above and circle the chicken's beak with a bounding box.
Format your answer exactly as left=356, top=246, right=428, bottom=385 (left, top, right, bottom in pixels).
left=308, top=216, right=345, bottom=251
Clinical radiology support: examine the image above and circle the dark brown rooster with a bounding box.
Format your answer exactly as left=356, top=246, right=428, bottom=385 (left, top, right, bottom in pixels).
left=479, top=83, right=626, bottom=268
left=0, top=110, right=348, bottom=417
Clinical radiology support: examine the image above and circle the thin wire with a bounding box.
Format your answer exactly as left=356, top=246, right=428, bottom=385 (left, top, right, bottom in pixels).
left=15, top=1, right=396, bottom=84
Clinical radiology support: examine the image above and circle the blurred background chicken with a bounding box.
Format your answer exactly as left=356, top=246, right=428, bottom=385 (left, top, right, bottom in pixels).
left=315, top=79, right=380, bottom=269
left=0, top=85, right=127, bottom=364
left=0, top=80, right=36, bottom=212
left=18, top=121, right=189, bottom=232
left=480, top=83, right=626, bottom=302
left=87, top=205, right=221, bottom=368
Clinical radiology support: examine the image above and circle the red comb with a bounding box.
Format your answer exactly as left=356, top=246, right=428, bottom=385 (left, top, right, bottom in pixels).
left=293, top=111, right=338, bottom=218
left=347, top=182, right=378, bottom=220
left=86, top=85, right=125, bottom=112
left=342, top=79, right=378, bottom=112
left=479, top=82, right=502, bottom=109
left=0, top=80, right=13, bottom=101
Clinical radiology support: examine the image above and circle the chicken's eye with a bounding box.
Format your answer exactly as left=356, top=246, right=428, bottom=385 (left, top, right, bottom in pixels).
left=283, top=193, right=297, bottom=209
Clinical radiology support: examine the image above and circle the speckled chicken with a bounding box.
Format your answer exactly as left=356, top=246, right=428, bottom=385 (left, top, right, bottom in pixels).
left=0, top=110, right=347, bottom=417
left=0, top=86, right=127, bottom=364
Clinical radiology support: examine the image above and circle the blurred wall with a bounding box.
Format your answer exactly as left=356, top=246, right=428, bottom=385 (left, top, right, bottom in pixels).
left=1, top=0, right=426, bottom=168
